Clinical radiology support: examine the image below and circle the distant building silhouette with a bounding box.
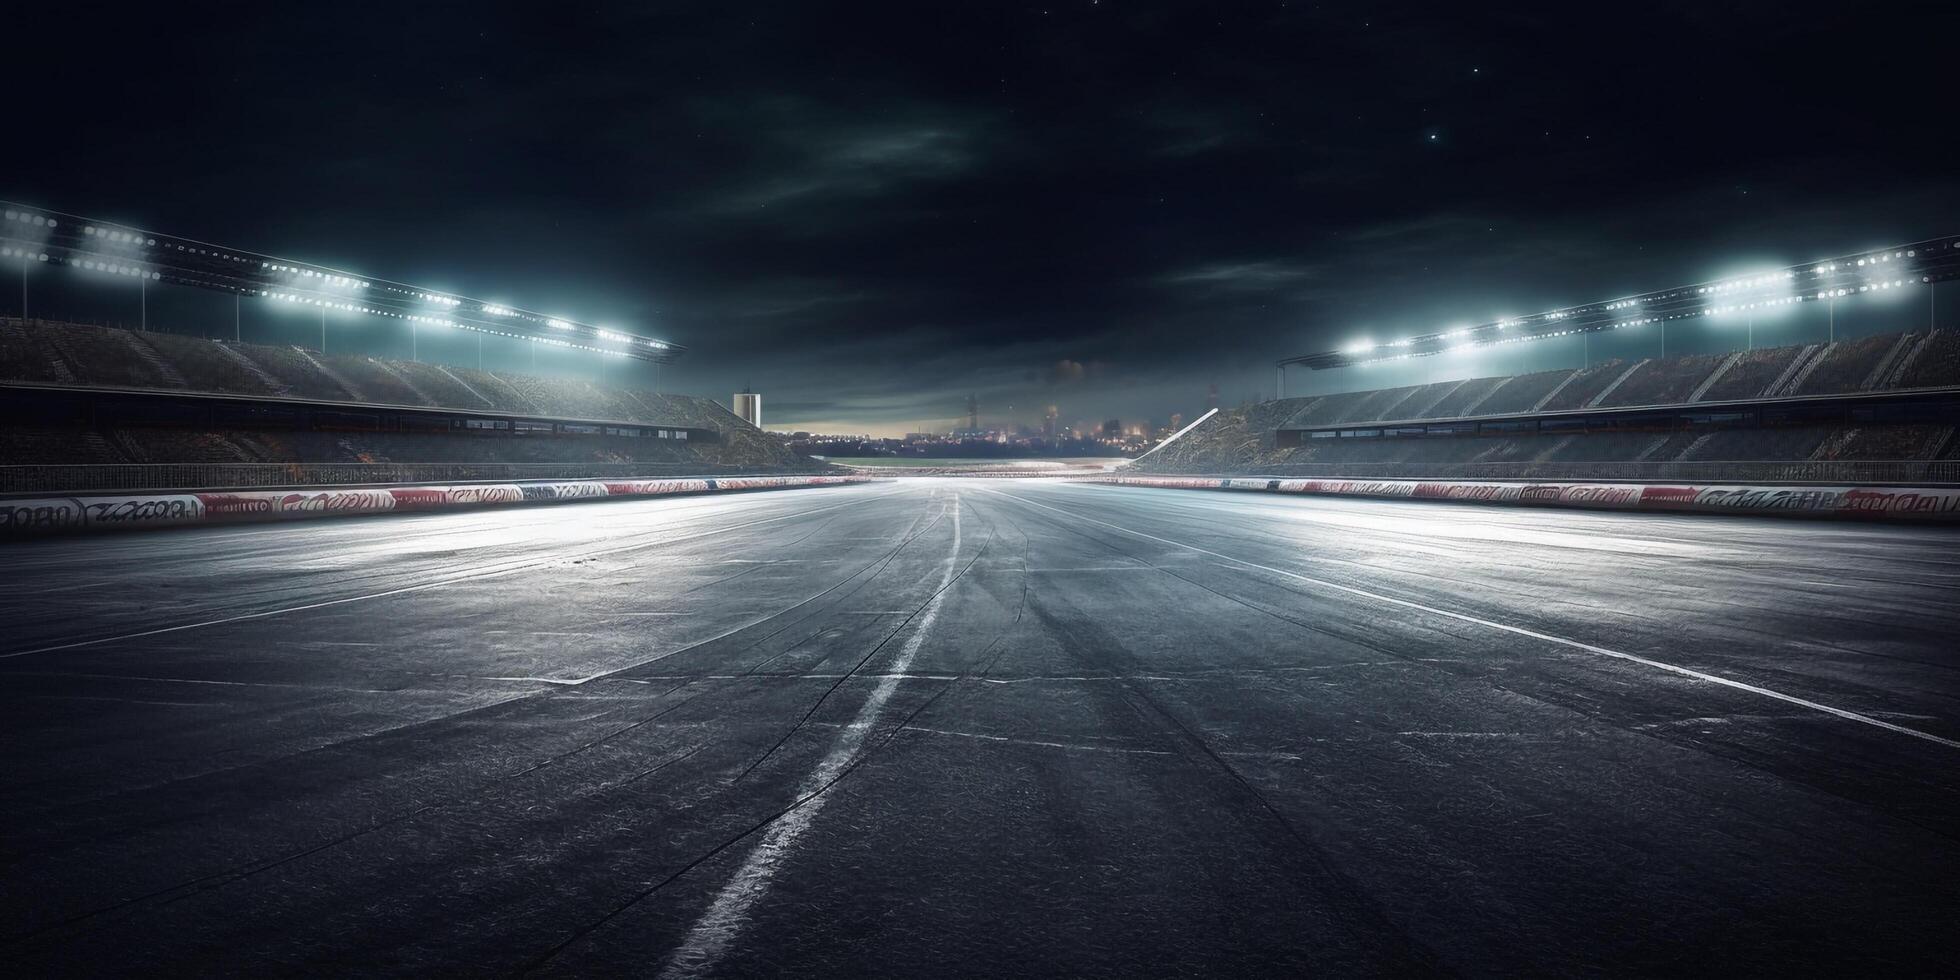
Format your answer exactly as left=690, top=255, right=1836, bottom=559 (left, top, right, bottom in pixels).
left=733, top=387, right=762, bottom=428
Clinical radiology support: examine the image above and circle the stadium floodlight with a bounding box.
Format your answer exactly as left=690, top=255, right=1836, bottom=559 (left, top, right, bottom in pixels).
left=1343, top=339, right=1375, bottom=355
left=1, top=198, right=689, bottom=363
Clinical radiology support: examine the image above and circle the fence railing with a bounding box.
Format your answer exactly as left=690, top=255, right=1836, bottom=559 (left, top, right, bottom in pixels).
left=0, top=461, right=826, bottom=495
left=9, top=458, right=1955, bottom=494
left=1161, top=459, right=1960, bottom=485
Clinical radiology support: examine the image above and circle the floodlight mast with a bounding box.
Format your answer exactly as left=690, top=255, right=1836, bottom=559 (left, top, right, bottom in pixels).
left=0, top=200, right=686, bottom=364
left=1277, top=236, right=1960, bottom=377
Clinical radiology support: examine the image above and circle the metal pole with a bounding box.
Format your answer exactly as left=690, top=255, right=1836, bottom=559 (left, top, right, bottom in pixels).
left=141, top=278, right=147, bottom=332
left=411, top=322, right=417, bottom=362
left=476, top=334, right=482, bottom=370
left=1828, top=299, right=1835, bottom=343
left=234, top=293, right=240, bottom=343
left=1747, top=316, right=1753, bottom=352
left=320, top=308, right=327, bottom=353
left=21, top=264, right=26, bottom=320
left=1275, top=363, right=1284, bottom=400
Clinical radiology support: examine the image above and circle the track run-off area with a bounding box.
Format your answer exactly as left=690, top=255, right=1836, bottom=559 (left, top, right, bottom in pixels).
left=3, top=479, right=1957, bottom=975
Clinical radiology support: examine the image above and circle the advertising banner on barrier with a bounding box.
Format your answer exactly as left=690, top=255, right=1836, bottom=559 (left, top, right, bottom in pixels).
left=1081, top=475, right=1960, bottom=521
left=0, top=497, right=87, bottom=531
left=715, top=477, right=808, bottom=491
left=76, top=495, right=205, bottom=527
left=1555, top=484, right=1644, bottom=508
left=1107, top=476, right=1226, bottom=490
left=1836, top=486, right=1960, bottom=516
left=605, top=479, right=714, bottom=496
left=197, top=489, right=398, bottom=518
left=1414, top=482, right=1528, bottom=503
left=383, top=484, right=525, bottom=508
left=0, top=473, right=871, bottom=537
left=517, top=481, right=611, bottom=501
left=388, top=487, right=451, bottom=509
left=442, top=485, right=524, bottom=505
left=1302, top=480, right=1421, bottom=498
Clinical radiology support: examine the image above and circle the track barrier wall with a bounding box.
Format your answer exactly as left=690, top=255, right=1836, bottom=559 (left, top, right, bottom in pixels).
left=1088, top=475, right=1960, bottom=521
left=0, top=475, right=873, bottom=536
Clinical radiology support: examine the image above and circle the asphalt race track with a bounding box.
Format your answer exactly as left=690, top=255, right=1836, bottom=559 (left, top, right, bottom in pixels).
left=3, top=479, right=1958, bottom=975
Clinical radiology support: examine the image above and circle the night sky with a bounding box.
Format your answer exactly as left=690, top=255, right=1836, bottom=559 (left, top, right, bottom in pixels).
left=12, top=2, right=1959, bottom=435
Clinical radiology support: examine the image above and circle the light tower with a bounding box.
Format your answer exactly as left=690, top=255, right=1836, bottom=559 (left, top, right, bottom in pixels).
left=733, top=387, right=762, bottom=429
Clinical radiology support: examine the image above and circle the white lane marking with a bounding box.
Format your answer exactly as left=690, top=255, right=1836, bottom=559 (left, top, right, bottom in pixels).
left=661, top=495, right=963, bottom=977
left=892, top=724, right=1171, bottom=756
left=984, top=486, right=1960, bottom=751
left=0, top=488, right=903, bottom=662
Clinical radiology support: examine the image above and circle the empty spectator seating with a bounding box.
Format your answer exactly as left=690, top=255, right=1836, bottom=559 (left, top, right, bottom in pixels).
left=231, top=344, right=356, bottom=401
left=21, top=320, right=178, bottom=389
left=388, top=360, right=497, bottom=409
left=116, top=429, right=262, bottom=463
left=1898, top=330, right=1960, bottom=390
left=1243, top=397, right=1314, bottom=436
left=1676, top=427, right=1834, bottom=461
left=319, top=356, right=432, bottom=406
left=0, top=320, right=767, bottom=436
left=0, top=319, right=69, bottom=382
left=443, top=366, right=540, bottom=413
left=138, top=332, right=278, bottom=396
left=1538, top=360, right=1627, bottom=411
left=1134, top=323, right=1960, bottom=479
left=1640, top=431, right=1703, bottom=462
left=1597, top=353, right=1726, bottom=408
left=1, top=421, right=815, bottom=474
left=1417, top=376, right=1505, bottom=419
left=1468, top=369, right=1577, bottom=415
left=1284, top=390, right=1373, bottom=427
left=1540, top=431, right=1677, bottom=462
left=1335, top=384, right=1427, bottom=423
left=0, top=426, right=128, bottom=464
left=1699, top=345, right=1803, bottom=402
left=1811, top=425, right=1952, bottom=461
left=1137, top=406, right=1959, bottom=477
left=488, top=372, right=626, bottom=420
left=1791, top=333, right=1910, bottom=395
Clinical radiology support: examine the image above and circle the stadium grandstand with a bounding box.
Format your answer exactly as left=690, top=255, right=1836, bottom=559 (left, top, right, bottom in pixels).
left=1142, top=237, right=1960, bottom=484
left=0, top=202, right=820, bottom=492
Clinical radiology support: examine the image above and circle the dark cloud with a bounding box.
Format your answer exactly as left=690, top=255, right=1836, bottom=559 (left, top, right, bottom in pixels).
left=9, top=1, right=1959, bottom=434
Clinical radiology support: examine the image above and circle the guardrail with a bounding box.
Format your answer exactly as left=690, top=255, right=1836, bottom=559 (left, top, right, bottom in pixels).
left=1142, top=459, right=1960, bottom=485
left=1, top=475, right=878, bottom=536
left=1093, top=475, right=1960, bottom=521
left=0, top=461, right=830, bottom=495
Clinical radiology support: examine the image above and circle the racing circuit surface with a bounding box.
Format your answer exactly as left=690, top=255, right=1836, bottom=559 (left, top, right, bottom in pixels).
left=3, top=480, right=1958, bottom=975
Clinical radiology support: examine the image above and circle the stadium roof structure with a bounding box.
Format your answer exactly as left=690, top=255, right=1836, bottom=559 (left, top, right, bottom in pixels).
left=0, top=200, right=684, bottom=363
left=1280, top=236, right=1960, bottom=372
